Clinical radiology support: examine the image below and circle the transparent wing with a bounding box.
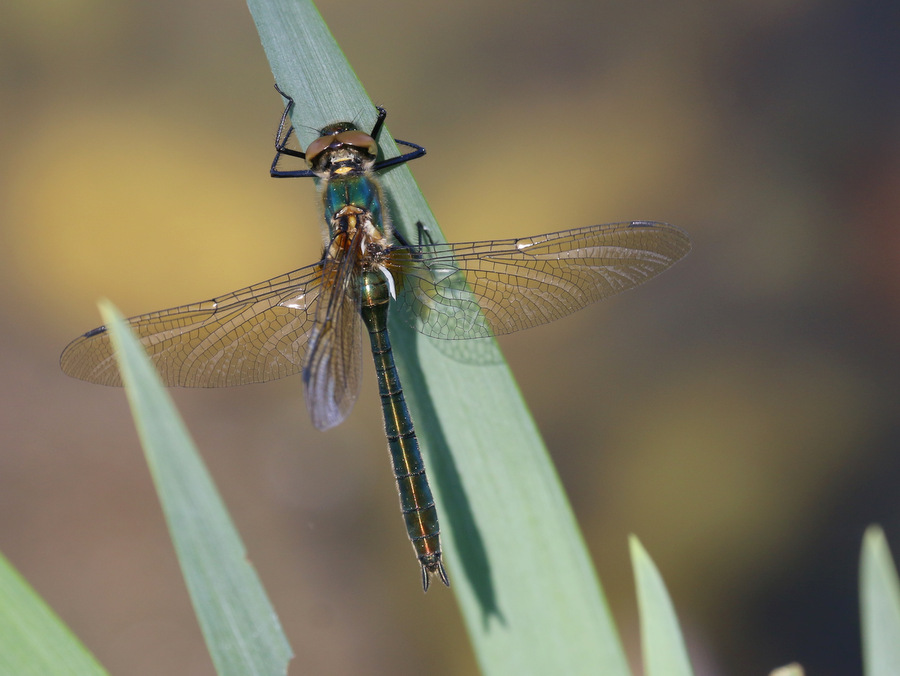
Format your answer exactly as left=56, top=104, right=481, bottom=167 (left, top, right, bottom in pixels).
left=390, top=221, right=691, bottom=339
left=60, top=263, right=325, bottom=387
left=302, top=233, right=364, bottom=431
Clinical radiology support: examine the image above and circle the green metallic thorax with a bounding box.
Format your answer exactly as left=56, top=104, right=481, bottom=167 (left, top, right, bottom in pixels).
left=322, top=174, right=387, bottom=237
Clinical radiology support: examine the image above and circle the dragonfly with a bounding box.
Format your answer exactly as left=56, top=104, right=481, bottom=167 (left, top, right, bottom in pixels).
left=60, top=87, right=692, bottom=591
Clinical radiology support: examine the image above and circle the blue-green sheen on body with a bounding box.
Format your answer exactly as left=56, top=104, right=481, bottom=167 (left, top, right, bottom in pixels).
left=322, top=175, right=386, bottom=233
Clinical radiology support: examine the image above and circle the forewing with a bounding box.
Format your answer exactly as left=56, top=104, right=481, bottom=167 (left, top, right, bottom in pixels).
left=302, top=239, right=364, bottom=431
left=392, top=221, right=691, bottom=339
left=60, top=263, right=325, bottom=387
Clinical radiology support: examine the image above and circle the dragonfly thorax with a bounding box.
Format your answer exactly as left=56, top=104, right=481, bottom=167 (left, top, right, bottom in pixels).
left=322, top=172, right=389, bottom=246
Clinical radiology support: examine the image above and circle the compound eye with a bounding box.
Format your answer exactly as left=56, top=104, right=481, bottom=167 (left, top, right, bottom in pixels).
left=304, top=135, right=332, bottom=168
left=334, top=130, right=378, bottom=158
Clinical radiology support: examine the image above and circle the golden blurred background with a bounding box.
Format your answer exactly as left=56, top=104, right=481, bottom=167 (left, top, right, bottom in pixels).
left=2, top=0, right=899, bottom=673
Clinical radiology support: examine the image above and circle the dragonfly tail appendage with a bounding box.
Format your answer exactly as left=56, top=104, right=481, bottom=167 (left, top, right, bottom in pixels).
left=420, top=555, right=450, bottom=592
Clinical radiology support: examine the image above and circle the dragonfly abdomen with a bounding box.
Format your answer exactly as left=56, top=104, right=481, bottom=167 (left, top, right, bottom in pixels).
left=359, top=270, right=448, bottom=591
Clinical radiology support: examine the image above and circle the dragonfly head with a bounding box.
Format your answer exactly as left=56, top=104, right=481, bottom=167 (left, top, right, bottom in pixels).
left=305, top=125, right=378, bottom=176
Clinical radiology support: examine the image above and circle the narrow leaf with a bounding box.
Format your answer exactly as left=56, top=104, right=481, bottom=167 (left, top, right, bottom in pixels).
left=860, top=525, right=900, bottom=676
left=246, top=1, right=629, bottom=674
left=0, top=551, right=108, bottom=676
left=100, top=300, right=292, bottom=676
left=631, top=535, right=695, bottom=676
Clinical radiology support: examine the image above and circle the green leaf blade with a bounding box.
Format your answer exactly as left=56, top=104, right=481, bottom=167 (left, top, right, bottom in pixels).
left=860, top=525, right=900, bottom=676
left=0, top=552, right=108, bottom=676
left=100, top=300, right=292, bottom=676
left=246, top=2, right=629, bottom=674
left=631, top=535, right=695, bottom=676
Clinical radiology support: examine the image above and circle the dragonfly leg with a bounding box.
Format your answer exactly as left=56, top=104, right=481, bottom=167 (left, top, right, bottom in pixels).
left=372, top=138, right=426, bottom=172
left=415, top=221, right=437, bottom=247
left=272, top=84, right=306, bottom=161
left=370, top=98, right=426, bottom=171
left=394, top=221, right=438, bottom=251
left=369, top=105, right=388, bottom=141
left=391, top=221, right=430, bottom=250
left=270, top=84, right=317, bottom=178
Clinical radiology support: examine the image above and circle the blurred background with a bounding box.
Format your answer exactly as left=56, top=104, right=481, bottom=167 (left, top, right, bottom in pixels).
left=2, top=0, right=899, bottom=673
